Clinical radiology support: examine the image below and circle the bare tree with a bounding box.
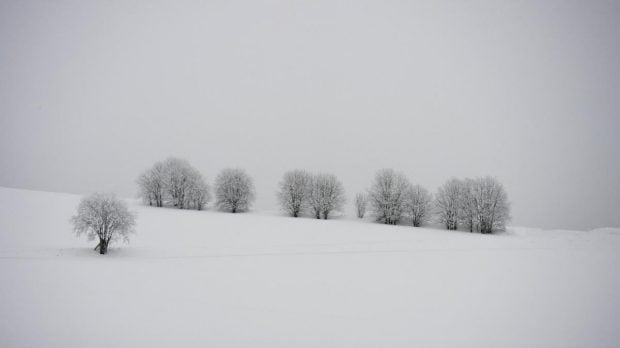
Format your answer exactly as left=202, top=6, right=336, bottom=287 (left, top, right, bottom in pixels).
left=71, top=193, right=136, bottom=255
left=137, top=161, right=166, bottom=207
left=163, top=157, right=193, bottom=209
left=307, top=173, right=346, bottom=219
left=214, top=168, right=255, bottom=213
left=459, top=178, right=478, bottom=232
left=368, top=169, right=411, bottom=225
left=184, top=168, right=210, bottom=210
left=403, top=184, right=433, bottom=227
left=354, top=192, right=368, bottom=218
left=435, top=178, right=463, bottom=230
left=277, top=170, right=311, bottom=217
left=469, top=176, right=511, bottom=233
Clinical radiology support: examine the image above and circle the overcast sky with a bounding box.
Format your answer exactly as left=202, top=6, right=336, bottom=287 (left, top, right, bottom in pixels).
left=1, top=0, right=619, bottom=230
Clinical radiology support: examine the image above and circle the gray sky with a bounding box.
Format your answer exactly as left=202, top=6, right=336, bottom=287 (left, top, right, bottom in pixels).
left=1, top=0, right=619, bottom=230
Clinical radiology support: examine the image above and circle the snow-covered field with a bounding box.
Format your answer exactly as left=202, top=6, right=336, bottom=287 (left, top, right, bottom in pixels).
left=0, top=187, right=619, bottom=347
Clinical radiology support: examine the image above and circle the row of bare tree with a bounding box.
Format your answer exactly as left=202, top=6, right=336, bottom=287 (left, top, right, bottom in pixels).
left=353, top=169, right=510, bottom=233
left=137, top=157, right=255, bottom=213
left=276, top=170, right=346, bottom=220
left=277, top=168, right=509, bottom=233
left=137, top=160, right=510, bottom=232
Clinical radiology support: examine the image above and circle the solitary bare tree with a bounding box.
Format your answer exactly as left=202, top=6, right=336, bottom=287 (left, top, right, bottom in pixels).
left=214, top=168, right=255, bottom=213
left=354, top=192, right=368, bottom=218
left=277, top=170, right=311, bottom=217
left=71, top=193, right=136, bottom=255
left=307, top=173, right=346, bottom=219
left=368, top=169, right=411, bottom=225
left=403, top=184, right=433, bottom=227
left=435, top=178, right=463, bottom=230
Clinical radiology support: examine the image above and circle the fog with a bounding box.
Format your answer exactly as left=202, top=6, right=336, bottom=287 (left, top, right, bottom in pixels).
left=1, top=0, right=619, bottom=230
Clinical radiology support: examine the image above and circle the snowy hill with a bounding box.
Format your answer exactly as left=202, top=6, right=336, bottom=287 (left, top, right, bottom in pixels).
left=0, top=187, right=619, bottom=347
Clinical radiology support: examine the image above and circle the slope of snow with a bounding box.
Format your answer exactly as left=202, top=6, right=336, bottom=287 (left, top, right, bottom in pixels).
left=0, top=187, right=619, bottom=347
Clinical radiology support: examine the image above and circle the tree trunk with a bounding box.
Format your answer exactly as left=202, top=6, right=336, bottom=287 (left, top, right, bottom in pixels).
left=447, top=219, right=458, bottom=230
left=99, top=241, right=108, bottom=255
left=98, top=238, right=108, bottom=255
left=95, top=238, right=109, bottom=255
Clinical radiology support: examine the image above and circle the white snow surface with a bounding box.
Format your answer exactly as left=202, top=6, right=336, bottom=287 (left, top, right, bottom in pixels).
left=0, top=187, right=619, bottom=347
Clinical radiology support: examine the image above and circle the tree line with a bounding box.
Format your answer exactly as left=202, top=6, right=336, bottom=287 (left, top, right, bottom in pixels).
left=137, top=157, right=254, bottom=213
left=359, top=169, right=511, bottom=234
left=72, top=157, right=510, bottom=254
